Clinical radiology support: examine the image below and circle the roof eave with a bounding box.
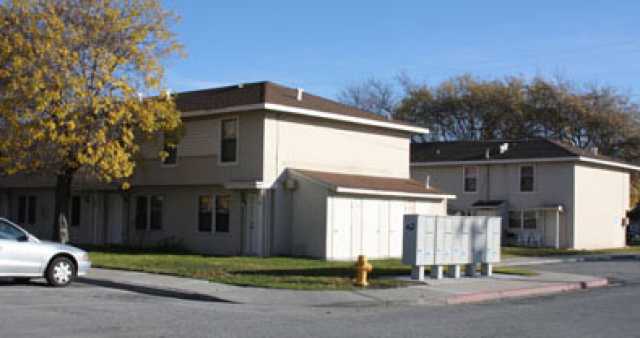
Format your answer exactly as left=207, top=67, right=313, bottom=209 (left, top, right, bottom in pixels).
left=334, top=187, right=456, bottom=200
left=411, top=156, right=640, bottom=172
left=180, top=102, right=429, bottom=134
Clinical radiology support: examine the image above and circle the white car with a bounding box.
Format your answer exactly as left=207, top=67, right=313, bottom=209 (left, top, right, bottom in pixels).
left=0, top=218, right=91, bottom=287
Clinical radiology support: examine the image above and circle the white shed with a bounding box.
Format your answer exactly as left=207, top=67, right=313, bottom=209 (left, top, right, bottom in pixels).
left=288, top=169, right=455, bottom=260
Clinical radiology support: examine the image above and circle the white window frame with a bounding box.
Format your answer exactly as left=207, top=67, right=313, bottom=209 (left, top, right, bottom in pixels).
left=462, top=166, right=479, bottom=194
left=519, top=164, right=536, bottom=193
left=218, top=116, right=239, bottom=166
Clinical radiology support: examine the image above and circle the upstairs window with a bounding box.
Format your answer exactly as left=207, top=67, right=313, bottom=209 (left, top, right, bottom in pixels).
left=220, top=118, right=238, bottom=164
left=520, top=165, right=535, bottom=192
left=162, top=143, right=178, bottom=165
left=463, top=166, right=479, bottom=193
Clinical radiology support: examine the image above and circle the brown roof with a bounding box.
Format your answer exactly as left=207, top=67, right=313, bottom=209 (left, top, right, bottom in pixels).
left=173, top=81, right=418, bottom=129
left=411, top=138, right=640, bottom=170
left=292, top=169, right=448, bottom=196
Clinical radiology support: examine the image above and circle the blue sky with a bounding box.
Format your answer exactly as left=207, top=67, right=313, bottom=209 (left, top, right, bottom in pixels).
left=163, top=1, right=640, bottom=100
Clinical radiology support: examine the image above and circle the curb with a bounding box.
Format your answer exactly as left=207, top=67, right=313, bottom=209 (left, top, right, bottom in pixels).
left=498, top=254, right=640, bottom=267
left=446, top=277, right=609, bottom=305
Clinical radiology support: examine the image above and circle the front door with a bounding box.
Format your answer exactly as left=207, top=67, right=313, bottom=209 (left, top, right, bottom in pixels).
left=242, top=193, right=263, bottom=256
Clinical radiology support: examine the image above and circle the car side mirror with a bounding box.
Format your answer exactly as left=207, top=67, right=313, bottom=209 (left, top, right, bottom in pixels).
left=17, top=234, right=29, bottom=242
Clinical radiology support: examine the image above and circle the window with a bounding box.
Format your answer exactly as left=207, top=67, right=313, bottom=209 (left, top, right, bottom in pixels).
left=162, top=143, right=178, bottom=165
left=17, top=195, right=36, bottom=225
left=71, top=196, right=81, bottom=227
left=198, top=195, right=213, bottom=232
left=27, top=196, right=36, bottom=224
left=508, top=210, right=538, bottom=230
left=508, top=211, right=521, bottom=229
left=463, top=166, right=479, bottom=193
left=520, top=165, right=534, bottom=192
left=0, top=220, right=26, bottom=241
left=215, top=195, right=230, bottom=233
left=135, top=195, right=163, bottom=230
left=135, top=196, right=148, bottom=230
left=220, top=118, right=238, bottom=163
left=150, top=196, right=163, bottom=230
left=523, top=211, right=537, bottom=229
left=17, top=196, right=26, bottom=224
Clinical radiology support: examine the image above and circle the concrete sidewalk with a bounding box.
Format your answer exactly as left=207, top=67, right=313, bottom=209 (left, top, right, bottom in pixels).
left=78, top=268, right=608, bottom=307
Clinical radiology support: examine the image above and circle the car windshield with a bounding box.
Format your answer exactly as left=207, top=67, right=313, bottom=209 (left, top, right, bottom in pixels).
left=0, top=220, right=27, bottom=241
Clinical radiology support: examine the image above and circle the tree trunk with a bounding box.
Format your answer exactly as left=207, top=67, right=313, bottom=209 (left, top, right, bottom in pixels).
left=52, top=169, right=74, bottom=242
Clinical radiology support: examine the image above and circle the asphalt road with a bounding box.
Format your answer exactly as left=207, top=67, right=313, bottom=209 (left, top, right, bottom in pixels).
left=1, top=261, right=640, bottom=338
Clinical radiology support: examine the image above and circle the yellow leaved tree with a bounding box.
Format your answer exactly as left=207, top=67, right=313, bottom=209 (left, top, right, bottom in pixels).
left=0, top=0, right=183, bottom=241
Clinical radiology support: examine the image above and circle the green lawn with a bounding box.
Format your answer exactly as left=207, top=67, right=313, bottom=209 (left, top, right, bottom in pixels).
left=87, top=248, right=535, bottom=290
left=502, top=245, right=640, bottom=258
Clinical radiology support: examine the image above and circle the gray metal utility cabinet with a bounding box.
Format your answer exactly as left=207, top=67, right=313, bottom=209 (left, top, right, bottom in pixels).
left=402, top=215, right=501, bottom=280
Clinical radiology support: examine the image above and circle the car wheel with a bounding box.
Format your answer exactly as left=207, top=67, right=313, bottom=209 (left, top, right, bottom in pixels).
left=46, top=257, right=75, bottom=287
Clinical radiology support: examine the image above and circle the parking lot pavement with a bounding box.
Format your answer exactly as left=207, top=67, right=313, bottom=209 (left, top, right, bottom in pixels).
left=1, top=261, right=640, bottom=338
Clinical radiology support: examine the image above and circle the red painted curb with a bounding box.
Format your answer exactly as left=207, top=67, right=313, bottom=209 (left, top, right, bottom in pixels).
left=446, top=278, right=609, bottom=305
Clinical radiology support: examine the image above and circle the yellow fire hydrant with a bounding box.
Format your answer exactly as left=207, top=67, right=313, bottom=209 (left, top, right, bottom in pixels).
left=355, top=255, right=373, bottom=287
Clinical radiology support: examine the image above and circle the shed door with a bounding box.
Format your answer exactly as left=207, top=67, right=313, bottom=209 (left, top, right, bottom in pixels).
left=361, top=199, right=382, bottom=258
left=330, top=197, right=353, bottom=260
left=388, top=201, right=405, bottom=257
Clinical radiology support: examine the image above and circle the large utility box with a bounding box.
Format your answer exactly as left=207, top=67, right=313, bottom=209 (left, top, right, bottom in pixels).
left=402, top=215, right=501, bottom=267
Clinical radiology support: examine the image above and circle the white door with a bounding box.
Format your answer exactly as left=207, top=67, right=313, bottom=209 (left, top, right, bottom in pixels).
left=377, top=201, right=390, bottom=258
left=361, top=199, right=381, bottom=258
left=388, top=201, right=405, bottom=257
left=330, top=197, right=352, bottom=259
left=243, top=193, right=263, bottom=256
left=351, top=199, right=363, bottom=257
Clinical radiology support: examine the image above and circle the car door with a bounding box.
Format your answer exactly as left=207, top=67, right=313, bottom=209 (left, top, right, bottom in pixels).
left=0, top=221, right=45, bottom=276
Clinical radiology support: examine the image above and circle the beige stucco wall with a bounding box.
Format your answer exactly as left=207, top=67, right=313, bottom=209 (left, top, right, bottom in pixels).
left=573, top=164, right=629, bottom=249
left=264, top=113, right=415, bottom=257
left=262, top=113, right=411, bottom=187
left=289, top=174, right=328, bottom=258
left=126, top=186, right=243, bottom=255
left=411, top=162, right=575, bottom=247
left=133, top=110, right=265, bottom=186
left=2, top=188, right=111, bottom=244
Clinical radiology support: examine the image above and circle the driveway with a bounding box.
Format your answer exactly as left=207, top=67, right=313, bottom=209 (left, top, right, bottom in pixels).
left=1, top=261, right=639, bottom=338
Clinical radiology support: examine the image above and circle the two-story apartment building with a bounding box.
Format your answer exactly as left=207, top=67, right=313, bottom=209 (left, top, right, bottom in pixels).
left=411, top=139, right=639, bottom=250
left=0, top=82, right=454, bottom=260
